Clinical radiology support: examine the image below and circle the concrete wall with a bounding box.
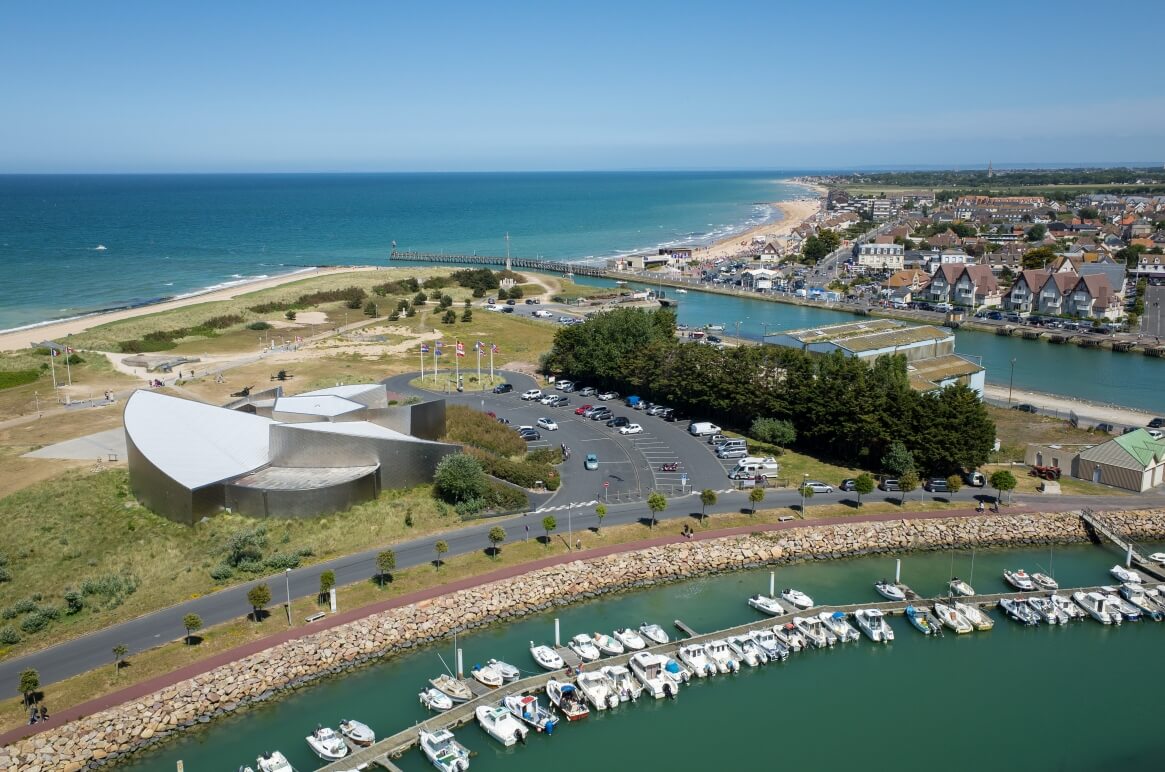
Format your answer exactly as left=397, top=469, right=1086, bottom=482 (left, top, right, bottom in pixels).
left=268, top=425, right=459, bottom=489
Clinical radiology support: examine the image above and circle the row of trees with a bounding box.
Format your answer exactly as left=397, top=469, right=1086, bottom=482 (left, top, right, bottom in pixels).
left=545, top=309, right=995, bottom=476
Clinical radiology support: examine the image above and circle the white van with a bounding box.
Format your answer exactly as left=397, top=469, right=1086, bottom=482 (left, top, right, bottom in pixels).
left=688, top=421, right=721, bottom=436
left=728, top=457, right=780, bottom=479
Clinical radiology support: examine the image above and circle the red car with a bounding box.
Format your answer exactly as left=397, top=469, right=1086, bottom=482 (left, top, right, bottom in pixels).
left=575, top=404, right=592, bottom=415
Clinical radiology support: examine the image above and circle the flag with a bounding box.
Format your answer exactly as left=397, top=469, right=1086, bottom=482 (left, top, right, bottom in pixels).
left=65, top=346, right=75, bottom=354
left=434, top=342, right=443, bottom=356
left=456, top=341, right=465, bottom=358
left=475, top=340, right=484, bottom=352
left=420, top=343, right=430, bottom=353
left=491, top=343, right=499, bottom=353
left=50, top=349, right=59, bottom=357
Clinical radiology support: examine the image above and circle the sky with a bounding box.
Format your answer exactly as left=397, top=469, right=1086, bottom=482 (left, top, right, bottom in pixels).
left=2, top=0, right=1163, bottom=173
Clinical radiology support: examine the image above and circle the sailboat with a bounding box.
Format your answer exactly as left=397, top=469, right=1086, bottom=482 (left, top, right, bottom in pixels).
left=948, top=549, right=975, bottom=596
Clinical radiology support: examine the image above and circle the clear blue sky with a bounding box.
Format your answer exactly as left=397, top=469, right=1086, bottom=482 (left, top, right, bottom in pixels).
left=3, top=0, right=1163, bottom=172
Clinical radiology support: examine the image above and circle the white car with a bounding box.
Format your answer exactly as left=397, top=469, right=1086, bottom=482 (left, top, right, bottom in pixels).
left=536, top=417, right=559, bottom=431
left=534, top=309, right=554, bottom=318
left=485, top=304, right=502, bottom=312
left=521, top=389, right=543, bottom=401
left=618, top=423, right=643, bottom=435
left=539, top=394, right=558, bottom=405
left=598, top=391, right=619, bottom=401
left=555, top=380, right=574, bottom=391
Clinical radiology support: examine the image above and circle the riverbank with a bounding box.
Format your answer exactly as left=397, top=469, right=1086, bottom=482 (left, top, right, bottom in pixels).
left=4, top=507, right=1162, bottom=769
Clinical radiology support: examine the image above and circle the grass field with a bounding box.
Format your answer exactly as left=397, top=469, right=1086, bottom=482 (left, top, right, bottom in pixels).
left=987, top=404, right=1101, bottom=464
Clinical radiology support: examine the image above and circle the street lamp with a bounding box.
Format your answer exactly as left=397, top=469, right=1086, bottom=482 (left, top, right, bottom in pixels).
left=284, top=568, right=292, bottom=627
left=800, top=473, right=809, bottom=515
left=1007, top=357, right=1016, bottom=405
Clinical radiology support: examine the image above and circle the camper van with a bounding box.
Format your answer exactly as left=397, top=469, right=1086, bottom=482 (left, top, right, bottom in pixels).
left=727, top=457, right=780, bottom=480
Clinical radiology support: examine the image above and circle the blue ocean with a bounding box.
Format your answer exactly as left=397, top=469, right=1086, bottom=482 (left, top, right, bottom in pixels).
left=0, top=172, right=804, bottom=331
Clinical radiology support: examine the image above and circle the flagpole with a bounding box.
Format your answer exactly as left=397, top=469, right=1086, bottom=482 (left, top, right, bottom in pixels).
left=49, top=349, right=58, bottom=390
left=65, top=348, right=73, bottom=385
left=420, top=345, right=425, bottom=381
left=489, top=346, right=494, bottom=382
left=455, top=342, right=460, bottom=385
left=476, top=345, right=482, bottom=389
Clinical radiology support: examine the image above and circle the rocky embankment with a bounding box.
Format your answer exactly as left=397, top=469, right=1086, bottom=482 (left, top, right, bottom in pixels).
left=6, top=508, right=1164, bottom=770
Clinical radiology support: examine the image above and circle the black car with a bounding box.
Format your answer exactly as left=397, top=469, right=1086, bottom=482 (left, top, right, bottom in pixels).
left=506, top=298, right=517, bottom=305
left=607, top=416, right=630, bottom=428
left=501, top=306, right=514, bottom=313
left=1012, top=403, right=1038, bottom=413
left=524, top=299, right=536, bottom=305
left=518, top=429, right=541, bottom=441
left=1149, top=417, right=1165, bottom=429
left=1094, top=423, right=1115, bottom=434
left=492, top=383, right=513, bottom=394
left=658, top=408, right=676, bottom=421
left=840, top=478, right=857, bottom=492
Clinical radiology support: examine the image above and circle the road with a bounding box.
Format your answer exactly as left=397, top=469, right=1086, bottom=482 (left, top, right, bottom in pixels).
left=1141, top=285, right=1165, bottom=339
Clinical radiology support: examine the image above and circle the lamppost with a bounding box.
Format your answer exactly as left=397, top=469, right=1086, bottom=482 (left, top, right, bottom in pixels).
left=284, top=568, right=292, bottom=627
left=800, top=473, right=809, bottom=514
left=567, top=502, right=574, bottom=550
left=1007, top=357, right=1016, bottom=405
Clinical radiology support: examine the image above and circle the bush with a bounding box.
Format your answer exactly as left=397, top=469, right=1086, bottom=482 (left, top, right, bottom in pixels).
left=0, top=626, right=20, bottom=645
left=423, top=276, right=452, bottom=290
left=442, top=309, right=457, bottom=324
left=433, top=453, right=490, bottom=504
left=750, top=417, right=796, bottom=447
left=19, top=612, right=49, bottom=634
left=247, top=321, right=272, bottom=331
left=80, top=573, right=139, bottom=609
left=263, top=553, right=301, bottom=571
left=37, top=605, right=61, bottom=621
left=526, top=447, right=564, bottom=466
left=444, top=404, right=526, bottom=457
left=12, top=598, right=36, bottom=614
left=209, top=564, right=234, bottom=581
left=468, top=448, right=560, bottom=490
left=63, top=590, right=84, bottom=614
left=224, top=525, right=269, bottom=567
left=1, top=607, right=16, bottom=620
left=294, top=546, right=315, bottom=558
left=235, top=558, right=264, bottom=574
left=0, top=567, right=10, bottom=583
left=0, top=370, right=39, bottom=390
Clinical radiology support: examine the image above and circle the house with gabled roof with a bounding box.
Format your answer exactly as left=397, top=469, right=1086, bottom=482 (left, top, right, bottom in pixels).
left=1005, top=269, right=1048, bottom=315
left=1066, top=273, right=1122, bottom=320
left=1076, top=430, right=1165, bottom=491
left=1035, top=272, right=1081, bottom=316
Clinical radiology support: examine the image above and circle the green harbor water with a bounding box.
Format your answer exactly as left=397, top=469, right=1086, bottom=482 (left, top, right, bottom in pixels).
left=118, top=542, right=1165, bottom=772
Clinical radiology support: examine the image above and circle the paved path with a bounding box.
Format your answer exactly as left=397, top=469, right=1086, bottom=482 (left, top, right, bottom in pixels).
left=982, top=384, right=1158, bottom=429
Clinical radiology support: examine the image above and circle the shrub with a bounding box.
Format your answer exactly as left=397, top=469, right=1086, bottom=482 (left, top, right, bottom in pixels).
left=442, top=309, right=457, bottom=324
left=0, top=567, right=10, bottom=583
left=19, top=612, right=49, bottom=634
left=294, top=546, right=315, bottom=558
left=37, top=605, right=61, bottom=621
left=63, top=590, right=84, bottom=614
left=263, top=553, right=301, bottom=571
left=0, top=370, right=39, bottom=390
left=0, top=626, right=20, bottom=645
left=1, top=607, right=16, bottom=620
left=249, top=301, right=288, bottom=314
left=433, top=453, right=489, bottom=504
left=224, top=525, right=269, bottom=566
left=12, top=598, right=36, bottom=614
left=80, top=573, right=139, bottom=609
left=209, top=564, right=234, bottom=581
left=423, top=276, right=451, bottom=290
left=467, top=448, right=560, bottom=491
left=444, top=404, right=526, bottom=457
left=750, top=417, right=796, bottom=447
left=0, top=552, right=7, bottom=566
left=235, top=559, right=264, bottom=574
left=247, top=321, right=272, bottom=331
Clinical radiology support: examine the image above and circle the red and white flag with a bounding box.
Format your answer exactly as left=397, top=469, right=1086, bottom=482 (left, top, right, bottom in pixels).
left=455, top=341, right=465, bottom=358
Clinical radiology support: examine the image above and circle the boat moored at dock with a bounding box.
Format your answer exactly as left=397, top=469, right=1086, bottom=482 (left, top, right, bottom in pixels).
left=748, top=593, right=786, bottom=616
left=726, top=634, right=766, bottom=666
left=546, top=679, right=590, bottom=720
left=705, top=639, right=742, bottom=673
left=420, top=688, right=454, bottom=711
left=575, top=671, right=620, bottom=710
left=1003, top=569, right=1036, bottom=591
left=998, top=598, right=1040, bottom=625
left=954, top=602, right=994, bottom=631
left=475, top=705, right=528, bottom=747
left=948, top=578, right=975, bottom=596
left=1120, top=583, right=1164, bottom=621
left=487, top=659, right=522, bottom=682
left=854, top=608, right=894, bottom=642
left=591, top=632, right=625, bottom=656
left=628, top=652, right=675, bottom=699
left=568, top=633, right=601, bottom=662
left=905, top=605, right=943, bottom=635
left=305, top=726, right=349, bottom=761
left=639, top=622, right=670, bottom=646
left=780, top=588, right=814, bottom=610
left=530, top=642, right=565, bottom=671
left=749, top=628, right=790, bottom=660
left=678, top=643, right=718, bottom=677
left=419, top=728, right=470, bottom=772
left=794, top=615, right=836, bottom=647
left=430, top=674, right=473, bottom=703
left=338, top=719, right=375, bottom=747
left=504, top=694, right=557, bottom=734
left=819, top=610, right=860, bottom=642
left=601, top=664, right=644, bottom=702
left=933, top=602, right=974, bottom=633
left=1110, top=565, right=1144, bottom=584
left=613, top=627, right=647, bottom=650
left=1073, top=591, right=1119, bottom=624
left=874, top=579, right=905, bottom=601
left=1031, top=572, right=1059, bottom=591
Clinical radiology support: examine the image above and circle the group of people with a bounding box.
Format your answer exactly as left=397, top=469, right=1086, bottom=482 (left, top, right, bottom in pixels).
left=27, top=704, right=48, bottom=725
left=560, top=443, right=572, bottom=460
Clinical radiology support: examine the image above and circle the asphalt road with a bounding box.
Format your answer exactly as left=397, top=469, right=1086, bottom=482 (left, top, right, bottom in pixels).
left=1140, top=285, right=1165, bottom=339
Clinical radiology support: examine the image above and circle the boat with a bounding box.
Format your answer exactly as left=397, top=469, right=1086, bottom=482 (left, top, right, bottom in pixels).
left=775, top=622, right=806, bottom=652
left=1049, top=594, right=1084, bottom=621
left=749, top=628, right=790, bottom=661
left=905, top=605, right=943, bottom=635
left=1149, top=552, right=1165, bottom=565
left=726, top=634, right=766, bottom=666
left=748, top=593, right=786, bottom=616
left=704, top=639, right=741, bottom=673
left=628, top=652, right=674, bottom=699
left=546, top=679, right=590, bottom=720
left=503, top=694, right=557, bottom=734
left=662, top=657, right=691, bottom=689
left=948, top=577, right=975, bottom=596
left=997, top=598, right=1039, bottom=625
left=1031, top=572, right=1059, bottom=591
left=854, top=609, right=894, bottom=642
left=568, top=633, right=601, bottom=662
left=591, top=632, right=625, bottom=656
left=1026, top=597, right=1066, bottom=625
left=419, top=688, right=454, bottom=711
left=255, top=751, right=295, bottom=772
left=601, top=664, right=644, bottom=702
left=613, top=627, right=648, bottom=650
left=338, top=719, right=375, bottom=747
left=418, top=728, right=471, bottom=772
left=487, top=658, right=521, bottom=682
left=430, top=674, right=472, bottom=703
left=677, top=643, right=718, bottom=677
left=575, top=671, right=620, bottom=710
left=639, top=622, right=670, bottom=646
left=1002, top=569, right=1036, bottom=591
left=874, top=579, right=905, bottom=601
left=1119, top=583, right=1163, bottom=621
left=705, top=324, right=725, bottom=331
left=1073, top=591, right=1118, bottom=624
left=793, top=615, right=835, bottom=648
left=1105, top=592, right=1143, bottom=622
left=954, top=601, right=994, bottom=631
left=471, top=664, right=504, bottom=688
left=819, top=610, right=860, bottom=642
left=94, top=244, right=107, bottom=251
left=530, top=642, right=564, bottom=671
left=475, top=705, right=528, bottom=747
left=933, top=602, right=974, bottom=634
left=780, top=588, right=814, bottom=609
left=675, top=288, right=688, bottom=294
left=306, top=726, right=349, bottom=762
left=1110, top=564, right=1144, bottom=584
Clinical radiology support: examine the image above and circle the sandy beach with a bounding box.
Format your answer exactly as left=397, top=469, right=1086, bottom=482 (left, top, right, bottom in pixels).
left=695, top=186, right=824, bottom=262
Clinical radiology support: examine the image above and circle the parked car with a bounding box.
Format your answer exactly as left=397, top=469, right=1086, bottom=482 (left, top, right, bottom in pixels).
left=538, top=394, right=557, bottom=405
left=708, top=433, right=730, bottom=446
left=506, top=299, right=516, bottom=305
left=501, top=306, right=514, bottom=313
left=583, top=406, right=604, bottom=418
left=575, top=404, right=593, bottom=415
left=578, top=386, right=597, bottom=397
left=548, top=395, right=569, bottom=407
left=660, top=408, right=679, bottom=421
left=619, top=423, right=643, bottom=435
left=555, top=380, right=574, bottom=391
left=803, top=480, right=834, bottom=494
left=716, top=446, right=748, bottom=459
left=518, top=429, right=541, bottom=441
left=606, top=416, right=631, bottom=428
left=492, top=383, right=513, bottom=394
left=1148, top=417, right=1165, bottom=429
left=647, top=404, right=670, bottom=416
left=1093, top=423, right=1115, bottom=434
left=590, top=409, right=613, bottom=421
left=1011, top=403, right=1038, bottom=413
left=584, top=453, right=599, bottom=471
left=597, top=391, right=619, bottom=401
left=688, top=421, right=721, bottom=436
left=839, top=478, right=857, bottom=492
left=633, top=401, right=649, bottom=411
left=963, top=471, right=986, bottom=487
left=560, top=382, right=576, bottom=393
left=536, top=417, right=558, bottom=431
left=879, top=478, right=901, bottom=491
left=521, top=389, right=543, bottom=401
left=923, top=478, right=949, bottom=493
left=524, top=298, right=537, bottom=305
left=1149, top=429, right=1165, bottom=440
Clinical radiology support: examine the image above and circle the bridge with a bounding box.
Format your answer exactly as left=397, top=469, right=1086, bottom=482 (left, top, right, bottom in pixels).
left=1081, top=509, right=1165, bottom=581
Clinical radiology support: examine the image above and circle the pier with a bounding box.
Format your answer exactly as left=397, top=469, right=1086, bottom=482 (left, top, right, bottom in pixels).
left=316, top=581, right=1125, bottom=771
left=389, top=250, right=609, bottom=278
left=1081, top=509, right=1165, bottom=581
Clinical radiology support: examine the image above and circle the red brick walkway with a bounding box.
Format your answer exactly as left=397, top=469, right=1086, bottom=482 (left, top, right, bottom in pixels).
left=0, top=504, right=1036, bottom=747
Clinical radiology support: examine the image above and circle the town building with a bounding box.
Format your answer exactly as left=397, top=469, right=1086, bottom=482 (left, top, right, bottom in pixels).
left=855, top=242, right=904, bottom=271
left=1026, top=430, right=1165, bottom=492
left=925, top=264, right=1000, bottom=308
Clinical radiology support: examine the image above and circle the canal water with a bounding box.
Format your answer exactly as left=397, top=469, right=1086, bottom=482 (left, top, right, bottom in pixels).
left=118, top=541, right=1165, bottom=772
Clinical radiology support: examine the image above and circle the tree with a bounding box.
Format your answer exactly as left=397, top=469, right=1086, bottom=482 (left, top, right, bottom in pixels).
left=363, top=301, right=379, bottom=317
left=413, top=291, right=427, bottom=306
left=699, top=489, right=717, bottom=522
left=595, top=503, right=607, bottom=533
left=853, top=473, right=875, bottom=505
left=748, top=486, right=765, bottom=515
left=433, top=453, right=489, bottom=504
left=442, top=309, right=457, bottom=325
left=497, top=287, right=509, bottom=300
left=898, top=470, right=919, bottom=506
left=18, top=669, right=39, bottom=706
left=541, top=516, right=557, bottom=547
left=318, top=570, right=336, bottom=603
left=284, top=310, right=297, bottom=321
left=881, top=441, right=915, bottom=476
left=1077, top=207, right=1099, bottom=221
left=1025, top=224, right=1047, bottom=242
left=461, top=308, right=473, bottom=323
left=508, top=284, right=525, bottom=299
left=112, top=644, right=128, bottom=678
left=434, top=540, right=449, bottom=569
left=1021, top=245, right=1056, bottom=270
left=376, top=549, right=396, bottom=586
left=488, top=526, right=506, bottom=559
left=945, top=475, right=963, bottom=497
left=646, top=491, right=667, bottom=528
left=798, top=482, right=814, bottom=513
left=182, top=613, right=203, bottom=644
left=246, top=583, right=272, bottom=622
left=750, top=417, right=796, bottom=448
left=990, top=469, right=1017, bottom=505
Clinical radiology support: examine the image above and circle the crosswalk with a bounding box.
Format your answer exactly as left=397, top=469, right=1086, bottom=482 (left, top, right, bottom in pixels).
left=534, top=500, right=600, bottom=513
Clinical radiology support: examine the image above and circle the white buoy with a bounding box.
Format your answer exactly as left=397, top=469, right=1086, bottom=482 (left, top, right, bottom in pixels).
left=456, top=648, right=464, bottom=679
left=895, top=558, right=901, bottom=584
left=555, top=618, right=561, bottom=647
left=769, top=571, right=775, bottom=597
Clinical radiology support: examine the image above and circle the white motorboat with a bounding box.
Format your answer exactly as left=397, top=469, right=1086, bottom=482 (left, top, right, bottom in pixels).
left=546, top=679, right=590, bottom=721
left=475, top=705, right=528, bottom=747
left=933, top=602, right=974, bottom=634
left=420, top=688, right=454, bottom=711
left=1031, top=572, right=1059, bottom=591
left=997, top=598, right=1039, bottom=626
left=591, top=632, right=625, bottom=656
left=613, top=627, right=648, bottom=650
left=726, top=634, right=766, bottom=666
left=639, top=622, right=670, bottom=646
left=306, top=726, right=349, bottom=762
left=675, top=288, right=688, bottom=293
left=905, top=605, right=943, bottom=635
left=1121, top=583, right=1165, bottom=621
left=749, top=628, right=790, bottom=661
left=601, top=664, right=644, bottom=702
left=1002, top=569, right=1035, bottom=591
left=471, top=664, right=504, bottom=688
left=748, top=593, right=786, bottom=616
left=1073, top=591, right=1118, bottom=624
left=530, top=642, right=564, bottom=671
left=793, top=615, right=835, bottom=648
left=780, top=588, right=814, bottom=610
left=662, top=657, right=692, bottom=689
left=576, top=671, right=620, bottom=710
left=430, top=674, right=472, bottom=703
left=628, top=652, right=675, bottom=699
left=954, top=601, right=994, bottom=631
left=487, top=658, right=521, bottom=682
left=1026, top=597, right=1065, bottom=625
left=1149, top=552, right=1165, bottom=565
left=1105, top=593, right=1143, bottom=622
left=568, top=633, right=601, bottom=662
left=874, top=579, right=905, bottom=601
left=948, top=577, right=975, bottom=596
left=1110, top=564, right=1144, bottom=584
left=419, top=728, right=470, bottom=772
left=854, top=609, right=894, bottom=642
left=504, top=693, right=557, bottom=734
left=339, top=719, right=375, bottom=747
left=704, top=639, right=741, bottom=673
left=819, top=610, right=860, bottom=642
left=256, top=751, right=295, bottom=772
left=677, top=643, right=718, bottom=677
left=774, top=622, right=806, bottom=652
left=1049, top=594, right=1083, bottom=621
